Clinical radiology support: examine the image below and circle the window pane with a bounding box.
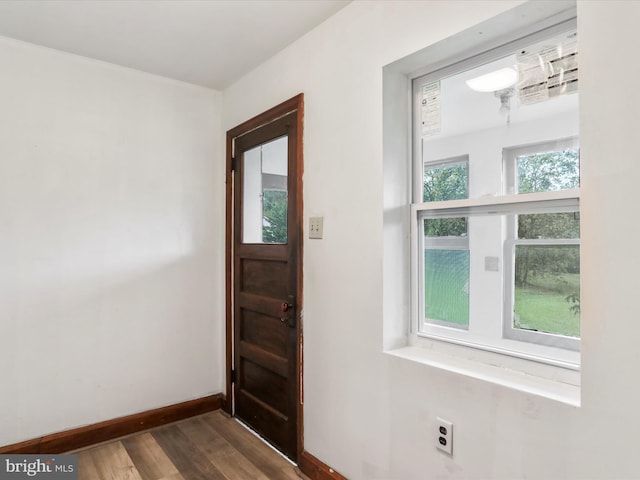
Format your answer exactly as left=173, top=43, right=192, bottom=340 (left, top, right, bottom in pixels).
left=242, top=136, right=288, bottom=244
left=425, top=249, right=469, bottom=327
left=423, top=161, right=468, bottom=202
left=423, top=216, right=469, bottom=327
left=424, top=217, right=467, bottom=237
left=518, top=212, right=580, bottom=239
left=514, top=245, right=580, bottom=337
left=517, top=149, right=579, bottom=193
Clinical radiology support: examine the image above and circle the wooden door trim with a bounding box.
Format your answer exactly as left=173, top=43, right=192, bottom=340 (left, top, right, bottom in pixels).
left=225, top=94, right=304, bottom=461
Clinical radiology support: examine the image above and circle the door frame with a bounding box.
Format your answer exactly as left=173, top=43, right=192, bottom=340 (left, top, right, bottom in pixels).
left=224, top=94, right=304, bottom=462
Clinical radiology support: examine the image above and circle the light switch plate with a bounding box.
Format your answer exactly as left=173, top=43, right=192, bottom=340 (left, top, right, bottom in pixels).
left=309, top=217, right=323, bottom=239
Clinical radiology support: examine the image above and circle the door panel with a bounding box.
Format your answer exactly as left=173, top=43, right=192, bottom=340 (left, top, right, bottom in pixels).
left=241, top=310, right=288, bottom=356
left=241, top=258, right=288, bottom=297
left=231, top=109, right=300, bottom=460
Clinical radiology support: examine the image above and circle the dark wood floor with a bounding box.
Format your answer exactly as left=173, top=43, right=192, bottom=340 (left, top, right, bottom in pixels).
left=75, top=411, right=309, bottom=480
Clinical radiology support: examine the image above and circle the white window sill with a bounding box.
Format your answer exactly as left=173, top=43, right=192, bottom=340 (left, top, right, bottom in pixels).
left=384, top=344, right=580, bottom=407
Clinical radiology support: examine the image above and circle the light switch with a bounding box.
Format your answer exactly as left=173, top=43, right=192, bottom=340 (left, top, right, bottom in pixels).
left=309, top=217, right=323, bottom=239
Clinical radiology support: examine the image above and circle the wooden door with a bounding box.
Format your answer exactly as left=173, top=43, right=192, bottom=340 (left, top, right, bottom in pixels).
left=226, top=95, right=303, bottom=461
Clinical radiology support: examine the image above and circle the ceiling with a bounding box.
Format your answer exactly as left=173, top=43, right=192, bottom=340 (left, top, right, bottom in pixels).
left=0, top=0, right=349, bottom=89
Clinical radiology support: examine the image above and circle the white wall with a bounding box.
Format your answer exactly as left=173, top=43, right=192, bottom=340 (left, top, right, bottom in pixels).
left=223, top=1, right=640, bottom=478
left=0, top=36, right=224, bottom=446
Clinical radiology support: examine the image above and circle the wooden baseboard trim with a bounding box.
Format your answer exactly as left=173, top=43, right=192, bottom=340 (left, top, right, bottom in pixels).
left=0, top=393, right=223, bottom=454
left=298, top=450, right=347, bottom=480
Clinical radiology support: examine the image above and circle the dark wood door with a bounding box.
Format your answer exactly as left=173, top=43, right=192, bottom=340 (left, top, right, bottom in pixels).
left=227, top=98, right=303, bottom=461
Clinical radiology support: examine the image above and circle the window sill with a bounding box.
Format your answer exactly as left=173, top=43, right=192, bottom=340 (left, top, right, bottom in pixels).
left=384, top=344, right=580, bottom=407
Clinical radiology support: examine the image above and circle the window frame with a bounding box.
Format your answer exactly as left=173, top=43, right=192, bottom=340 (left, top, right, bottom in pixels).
left=410, top=19, right=581, bottom=370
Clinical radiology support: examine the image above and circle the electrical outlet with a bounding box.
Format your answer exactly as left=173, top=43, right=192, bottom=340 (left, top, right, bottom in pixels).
left=436, top=417, right=453, bottom=455
left=309, top=217, right=323, bottom=239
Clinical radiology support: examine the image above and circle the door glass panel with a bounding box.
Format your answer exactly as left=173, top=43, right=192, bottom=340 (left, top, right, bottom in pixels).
left=242, top=136, right=288, bottom=243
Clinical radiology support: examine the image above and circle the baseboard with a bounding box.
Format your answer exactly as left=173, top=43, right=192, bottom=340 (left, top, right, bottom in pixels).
left=0, top=393, right=223, bottom=454
left=298, top=450, right=347, bottom=480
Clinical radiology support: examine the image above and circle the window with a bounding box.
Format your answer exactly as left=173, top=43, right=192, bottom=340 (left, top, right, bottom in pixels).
left=504, top=140, right=580, bottom=350
left=422, top=215, right=469, bottom=328
left=423, top=157, right=468, bottom=202
left=422, top=157, right=469, bottom=328
left=412, top=21, right=580, bottom=367
left=242, top=136, right=288, bottom=244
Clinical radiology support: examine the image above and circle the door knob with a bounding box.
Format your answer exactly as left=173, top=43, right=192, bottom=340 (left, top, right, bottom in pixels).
left=280, top=301, right=295, bottom=327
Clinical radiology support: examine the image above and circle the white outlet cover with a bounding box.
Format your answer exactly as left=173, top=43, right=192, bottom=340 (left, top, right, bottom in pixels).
left=436, top=417, right=453, bottom=455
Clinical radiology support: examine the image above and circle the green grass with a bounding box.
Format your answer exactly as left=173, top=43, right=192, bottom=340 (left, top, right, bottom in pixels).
left=515, top=273, right=580, bottom=337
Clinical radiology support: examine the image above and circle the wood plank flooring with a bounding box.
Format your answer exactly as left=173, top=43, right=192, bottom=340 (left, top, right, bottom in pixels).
left=75, top=411, right=308, bottom=480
